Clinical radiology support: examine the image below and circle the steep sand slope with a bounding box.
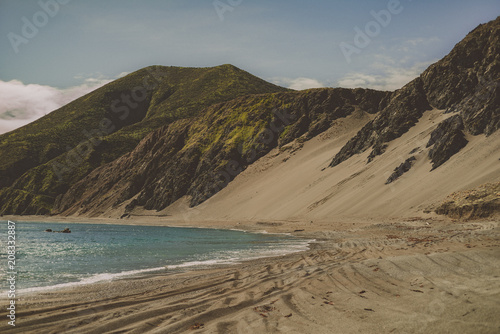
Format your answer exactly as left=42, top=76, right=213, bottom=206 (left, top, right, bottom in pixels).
left=161, top=109, right=500, bottom=223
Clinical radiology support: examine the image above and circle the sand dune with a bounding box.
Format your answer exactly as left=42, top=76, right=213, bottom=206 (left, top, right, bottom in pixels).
left=161, top=109, right=500, bottom=224
left=2, top=15, right=499, bottom=333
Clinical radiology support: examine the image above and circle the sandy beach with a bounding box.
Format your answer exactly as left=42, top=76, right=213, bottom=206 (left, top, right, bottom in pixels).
left=1, top=215, right=499, bottom=334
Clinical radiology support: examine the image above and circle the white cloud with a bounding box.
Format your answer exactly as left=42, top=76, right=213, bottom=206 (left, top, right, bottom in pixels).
left=338, top=60, right=436, bottom=91
left=117, top=72, right=130, bottom=78
left=269, top=77, right=324, bottom=90
left=337, top=35, right=441, bottom=91
left=395, top=37, right=440, bottom=52
left=0, top=77, right=114, bottom=134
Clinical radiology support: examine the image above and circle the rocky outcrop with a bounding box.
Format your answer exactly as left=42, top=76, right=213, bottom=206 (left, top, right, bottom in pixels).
left=330, top=77, right=431, bottom=167
left=434, top=182, right=500, bottom=219
left=420, top=17, right=500, bottom=136
left=426, top=115, right=468, bottom=170
left=385, top=156, right=416, bottom=184
left=330, top=16, right=500, bottom=169
left=53, top=88, right=389, bottom=215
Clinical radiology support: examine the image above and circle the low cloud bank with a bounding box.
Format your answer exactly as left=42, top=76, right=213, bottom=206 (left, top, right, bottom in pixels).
left=0, top=77, right=118, bottom=134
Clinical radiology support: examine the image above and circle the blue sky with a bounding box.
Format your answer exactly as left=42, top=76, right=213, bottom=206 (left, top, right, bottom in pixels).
left=0, top=0, right=499, bottom=133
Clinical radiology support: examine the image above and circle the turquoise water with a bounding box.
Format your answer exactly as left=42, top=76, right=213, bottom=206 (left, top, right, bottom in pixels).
left=0, top=221, right=309, bottom=293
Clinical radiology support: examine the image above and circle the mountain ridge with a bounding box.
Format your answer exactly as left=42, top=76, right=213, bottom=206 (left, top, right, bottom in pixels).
left=330, top=16, right=499, bottom=169
left=1, top=17, right=499, bottom=218
left=0, top=64, right=289, bottom=214
left=52, top=88, right=389, bottom=216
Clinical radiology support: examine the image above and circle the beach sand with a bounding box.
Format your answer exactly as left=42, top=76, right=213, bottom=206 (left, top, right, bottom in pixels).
left=1, top=216, right=499, bottom=333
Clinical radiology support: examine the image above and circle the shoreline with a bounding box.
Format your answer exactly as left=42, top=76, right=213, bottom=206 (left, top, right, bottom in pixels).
left=1, top=216, right=499, bottom=333
left=10, top=239, right=319, bottom=298
left=1, top=217, right=316, bottom=297
left=1, top=213, right=382, bottom=236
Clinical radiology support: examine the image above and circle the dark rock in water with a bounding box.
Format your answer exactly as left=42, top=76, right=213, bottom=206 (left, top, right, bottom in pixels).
left=55, top=228, right=71, bottom=233
left=44, top=229, right=52, bottom=232
left=426, top=115, right=468, bottom=170
left=385, top=156, right=417, bottom=184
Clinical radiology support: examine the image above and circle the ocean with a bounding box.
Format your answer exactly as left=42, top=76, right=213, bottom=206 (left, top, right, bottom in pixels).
left=1, top=221, right=310, bottom=293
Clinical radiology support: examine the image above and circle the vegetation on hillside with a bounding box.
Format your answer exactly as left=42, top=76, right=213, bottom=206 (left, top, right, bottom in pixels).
left=0, top=65, right=289, bottom=214
left=52, top=88, right=389, bottom=215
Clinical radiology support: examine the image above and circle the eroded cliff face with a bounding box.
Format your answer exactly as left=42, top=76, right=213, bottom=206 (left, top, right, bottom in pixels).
left=434, top=182, right=500, bottom=220
left=329, top=77, right=431, bottom=167
left=330, top=16, right=500, bottom=170
left=53, top=88, right=389, bottom=215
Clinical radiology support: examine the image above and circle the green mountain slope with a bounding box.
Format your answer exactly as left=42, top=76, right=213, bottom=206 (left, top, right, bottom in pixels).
left=0, top=64, right=289, bottom=214
left=53, top=88, right=389, bottom=216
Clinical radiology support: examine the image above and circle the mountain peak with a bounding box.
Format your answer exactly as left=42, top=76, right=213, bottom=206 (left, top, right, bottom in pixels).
left=330, top=15, right=500, bottom=169
left=0, top=64, right=289, bottom=214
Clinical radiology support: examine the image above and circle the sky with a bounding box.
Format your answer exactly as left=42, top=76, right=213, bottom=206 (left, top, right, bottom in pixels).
left=0, top=0, right=499, bottom=134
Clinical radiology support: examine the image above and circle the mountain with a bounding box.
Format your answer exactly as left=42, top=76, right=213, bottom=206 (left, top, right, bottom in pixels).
left=1, top=17, right=499, bottom=219
left=330, top=16, right=499, bottom=169
left=0, top=64, right=289, bottom=214
left=52, top=88, right=388, bottom=216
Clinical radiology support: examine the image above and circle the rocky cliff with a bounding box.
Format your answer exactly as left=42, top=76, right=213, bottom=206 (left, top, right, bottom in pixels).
left=434, top=182, right=500, bottom=219
left=330, top=16, right=500, bottom=170
left=52, top=88, right=388, bottom=215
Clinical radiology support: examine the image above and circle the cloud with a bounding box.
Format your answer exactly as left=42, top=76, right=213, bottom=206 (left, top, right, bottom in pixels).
left=270, top=77, right=324, bottom=90
left=338, top=60, right=436, bottom=91
left=395, top=37, right=440, bottom=53
left=0, top=77, right=114, bottom=134
left=337, top=34, right=441, bottom=91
